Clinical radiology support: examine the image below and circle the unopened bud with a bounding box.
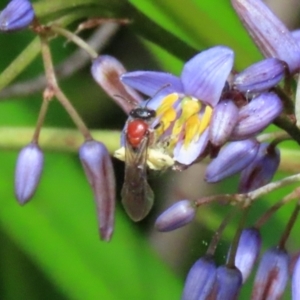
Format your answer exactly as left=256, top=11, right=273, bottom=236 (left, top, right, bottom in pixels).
left=231, top=0, right=300, bottom=73
left=233, top=228, right=261, bottom=282
left=0, top=0, right=35, bottom=32
left=205, top=139, right=259, bottom=183
left=79, top=140, right=116, bottom=241
left=91, top=55, right=142, bottom=114
left=292, top=254, right=300, bottom=300
left=155, top=200, right=196, bottom=232
left=252, top=247, right=289, bottom=300
left=182, top=255, right=217, bottom=300
left=233, top=58, right=285, bottom=93
left=14, top=143, right=44, bottom=205
left=212, top=265, right=242, bottom=300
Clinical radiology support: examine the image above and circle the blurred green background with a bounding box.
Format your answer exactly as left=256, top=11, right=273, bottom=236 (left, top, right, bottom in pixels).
left=0, top=0, right=299, bottom=299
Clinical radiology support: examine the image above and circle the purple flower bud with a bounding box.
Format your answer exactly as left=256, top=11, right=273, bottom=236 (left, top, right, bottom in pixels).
left=212, top=265, right=242, bottom=300
left=231, top=0, right=300, bottom=73
left=233, top=228, right=261, bottom=283
left=233, top=58, right=285, bottom=93
left=182, top=255, right=217, bottom=300
left=231, top=92, right=283, bottom=140
left=238, top=143, right=280, bottom=193
left=0, top=0, right=35, bottom=32
left=79, top=140, right=115, bottom=241
left=209, top=99, right=239, bottom=147
left=252, top=247, right=289, bottom=300
left=154, top=200, right=196, bottom=232
left=14, top=143, right=44, bottom=205
left=292, top=30, right=300, bottom=47
left=205, top=139, right=259, bottom=183
left=292, top=255, right=300, bottom=300
left=91, top=55, right=143, bottom=114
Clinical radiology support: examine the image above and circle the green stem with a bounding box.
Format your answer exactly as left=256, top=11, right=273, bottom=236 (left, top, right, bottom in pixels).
left=0, top=127, right=120, bottom=153
left=50, top=25, right=98, bottom=59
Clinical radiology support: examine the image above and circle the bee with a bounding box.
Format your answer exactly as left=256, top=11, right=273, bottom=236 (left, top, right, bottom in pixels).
left=121, top=106, right=156, bottom=222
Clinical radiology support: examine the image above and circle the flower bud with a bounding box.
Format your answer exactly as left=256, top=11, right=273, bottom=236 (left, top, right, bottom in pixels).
left=238, top=143, right=280, bottom=193
left=233, top=58, right=285, bottom=93
left=209, top=99, right=239, bottom=147
left=79, top=140, right=115, bottom=241
left=155, top=200, right=196, bottom=232
left=231, top=92, right=283, bottom=140
left=252, top=247, right=289, bottom=300
left=231, top=0, right=300, bottom=74
left=292, top=254, right=300, bottom=300
left=212, top=265, right=242, bottom=300
left=292, top=29, right=300, bottom=47
left=182, top=255, right=217, bottom=300
left=14, top=143, right=44, bottom=205
left=0, top=0, right=35, bottom=32
left=233, top=228, right=261, bottom=283
left=91, top=55, right=142, bottom=114
left=205, top=139, right=259, bottom=183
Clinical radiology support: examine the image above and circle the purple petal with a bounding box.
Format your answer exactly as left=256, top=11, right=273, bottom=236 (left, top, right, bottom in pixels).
left=121, top=71, right=183, bottom=97
left=173, top=128, right=209, bottom=165
left=238, top=143, right=280, bottom=193
left=14, top=143, right=44, bottom=205
left=252, top=247, right=289, bottom=300
left=292, top=29, right=300, bottom=47
left=155, top=200, right=196, bottom=232
left=79, top=140, right=116, bottom=241
left=182, top=256, right=217, bottom=300
left=91, top=55, right=143, bottom=114
left=233, top=58, right=285, bottom=93
left=231, top=92, right=283, bottom=140
left=0, top=0, right=35, bottom=32
left=205, top=139, right=259, bottom=183
left=209, top=99, right=239, bottom=146
left=292, top=255, right=300, bottom=300
left=233, top=228, right=261, bottom=283
left=213, top=266, right=242, bottom=299
left=181, top=46, right=234, bottom=107
left=231, top=0, right=300, bottom=73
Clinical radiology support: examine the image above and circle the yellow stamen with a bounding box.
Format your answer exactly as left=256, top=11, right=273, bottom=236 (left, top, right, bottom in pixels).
left=156, top=93, right=179, bottom=116
left=184, top=114, right=202, bottom=148
left=172, top=97, right=201, bottom=137
left=198, top=105, right=213, bottom=135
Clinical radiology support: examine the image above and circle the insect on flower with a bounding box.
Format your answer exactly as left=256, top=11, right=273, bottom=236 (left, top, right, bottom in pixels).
left=121, top=104, right=156, bottom=222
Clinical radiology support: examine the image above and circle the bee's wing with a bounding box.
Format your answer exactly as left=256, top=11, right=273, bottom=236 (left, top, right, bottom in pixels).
left=121, top=135, right=154, bottom=222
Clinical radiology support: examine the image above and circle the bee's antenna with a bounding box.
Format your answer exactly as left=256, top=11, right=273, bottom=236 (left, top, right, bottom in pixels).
left=144, top=83, right=171, bottom=108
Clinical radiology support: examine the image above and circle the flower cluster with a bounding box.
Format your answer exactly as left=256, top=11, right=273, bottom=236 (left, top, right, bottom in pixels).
left=2, top=0, right=300, bottom=298
left=91, top=0, right=300, bottom=298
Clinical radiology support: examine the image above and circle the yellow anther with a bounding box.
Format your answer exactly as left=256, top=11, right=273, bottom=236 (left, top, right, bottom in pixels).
left=184, top=114, right=202, bottom=148
left=180, top=97, right=202, bottom=119
left=156, top=93, right=179, bottom=116
left=198, top=105, right=213, bottom=135
left=156, top=107, right=177, bottom=136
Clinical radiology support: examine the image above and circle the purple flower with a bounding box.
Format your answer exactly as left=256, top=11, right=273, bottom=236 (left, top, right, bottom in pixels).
left=0, top=0, right=35, bottom=32
left=91, top=55, right=143, bottom=114
left=121, top=46, right=234, bottom=165
left=182, top=255, right=217, bottom=300
left=233, top=58, right=285, bottom=93
left=155, top=199, right=196, bottom=232
left=231, top=0, right=300, bottom=74
left=79, top=140, right=116, bottom=241
left=252, top=247, right=289, bottom=300
left=238, top=143, right=280, bottom=193
left=205, top=139, right=259, bottom=183
left=292, top=254, right=300, bottom=300
left=213, top=265, right=242, bottom=300
left=233, top=228, right=261, bottom=283
left=14, top=143, right=44, bottom=205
